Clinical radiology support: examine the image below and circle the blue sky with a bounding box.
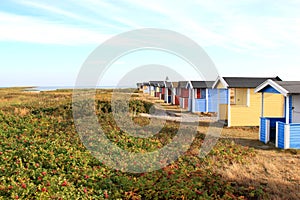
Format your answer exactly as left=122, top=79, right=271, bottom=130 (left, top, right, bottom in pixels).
left=1, top=0, right=300, bottom=87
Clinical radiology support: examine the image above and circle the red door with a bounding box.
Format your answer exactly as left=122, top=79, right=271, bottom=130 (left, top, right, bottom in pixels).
left=184, top=98, right=188, bottom=108
left=196, top=89, right=201, bottom=99
left=181, top=89, right=189, bottom=98
left=175, top=96, right=180, bottom=105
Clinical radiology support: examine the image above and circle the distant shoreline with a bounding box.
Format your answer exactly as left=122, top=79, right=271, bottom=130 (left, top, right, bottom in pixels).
left=0, top=86, right=136, bottom=92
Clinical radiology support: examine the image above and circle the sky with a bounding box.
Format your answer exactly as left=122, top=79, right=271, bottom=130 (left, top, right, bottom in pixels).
left=1, top=0, right=300, bottom=87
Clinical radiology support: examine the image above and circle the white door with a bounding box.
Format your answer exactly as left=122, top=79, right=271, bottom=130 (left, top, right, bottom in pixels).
left=292, top=95, right=300, bottom=123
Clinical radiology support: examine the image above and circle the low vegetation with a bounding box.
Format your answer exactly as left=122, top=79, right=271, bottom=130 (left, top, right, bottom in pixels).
left=0, top=88, right=296, bottom=199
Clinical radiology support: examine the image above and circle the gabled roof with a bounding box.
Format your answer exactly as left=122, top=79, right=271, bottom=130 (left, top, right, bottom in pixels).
left=165, top=81, right=172, bottom=88
left=255, top=79, right=300, bottom=96
left=213, top=76, right=281, bottom=88
left=178, top=81, right=188, bottom=88
left=149, top=81, right=165, bottom=87
left=143, top=82, right=150, bottom=86
left=172, top=82, right=178, bottom=88
left=276, top=81, right=300, bottom=94
left=189, top=81, right=214, bottom=89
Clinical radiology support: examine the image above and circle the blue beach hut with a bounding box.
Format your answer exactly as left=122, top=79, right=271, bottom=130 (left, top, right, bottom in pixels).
left=186, top=81, right=218, bottom=113
left=255, top=80, right=300, bottom=149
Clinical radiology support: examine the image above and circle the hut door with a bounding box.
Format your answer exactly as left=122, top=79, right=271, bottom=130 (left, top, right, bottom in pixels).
left=292, top=95, right=300, bottom=123
left=184, top=98, right=189, bottom=109
left=265, top=119, right=270, bottom=143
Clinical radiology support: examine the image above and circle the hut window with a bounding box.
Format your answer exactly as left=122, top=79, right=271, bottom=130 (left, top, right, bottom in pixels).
left=194, top=89, right=207, bottom=99
left=230, top=88, right=248, bottom=105
left=195, top=89, right=201, bottom=99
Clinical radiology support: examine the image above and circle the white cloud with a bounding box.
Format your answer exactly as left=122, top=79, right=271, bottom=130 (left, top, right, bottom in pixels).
left=0, top=12, right=110, bottom=45
left=127, top=0, right=227, bottom=46
left=2, top=0, right=300, bottom=51
left=16, top=0, right=124, bottom=30
left=127, top=0, right=300, bottom=54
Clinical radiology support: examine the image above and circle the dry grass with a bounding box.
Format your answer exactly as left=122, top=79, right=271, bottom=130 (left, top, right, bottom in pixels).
left=217, top=149, right=300, bottom=199
left=211, top=127, right=300, bottom=199
left=14, top=107, right=30, bottom=116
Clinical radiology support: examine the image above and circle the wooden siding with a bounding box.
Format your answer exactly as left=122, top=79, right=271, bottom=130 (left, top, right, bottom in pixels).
left=150, top=90, right=155, bottom=96
left=289, top=124, right=300, bottom=149
left=218, top=89, right=228, bottom=104
left=188, top=99, right=192, bottom=111
left=259, top=117, right=283, bottom=143
left=260, top=118, right=266, bottom=143
left=289, top=96, right=293, bottom=123
left=208, top=101, right=217, bottom=112
left=181, top=89, right=189, bottom=98
left=179, top=98, right=189, bottom=109
left=264, top=93, right=285, bottom=117
left=277, top=122, right=285, bottom=149
left=219, top=104, right=228, bottom=120
left=189, top=89, right=220, bottom=113
left=217, top=89, right=229, bottom=119
left=183, top=98, right=188, bottom=109
left=216, top=81, right=225, bottom=89
left=142, top=86, right=149, bottom=93
left=195, top=99, right=206, bottom=112
left=261, top=85, right=281, bottom=94
left=179, top=97, right=183, bottom=108
left=230, top=89, right=284, bottom=126
left=175, top=95, right=180, bottom=105
left=207, top=89, right=218, bottom=112
left=143, top=89, right=149, bottom=94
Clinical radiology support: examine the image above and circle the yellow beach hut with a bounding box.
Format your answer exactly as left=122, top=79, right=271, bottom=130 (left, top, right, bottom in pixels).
left=212, top=76, right=284, bottom=127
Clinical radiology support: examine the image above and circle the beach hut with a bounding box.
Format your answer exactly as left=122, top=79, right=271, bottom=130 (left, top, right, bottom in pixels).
left=177, top=81, right=189, bottom=109
left=149, top=81, right=165, bottom=99
left=166, top=82, right=179, bottom=105
left=186, top=81, right=218, bottom=113
left=159, top=81, right=167, bottom=101
left=255, top=80, right=300, bottom=149
left=212, top=76, right=283, bottom=127
left=142, top=82, right=150, bottom=94
left=149, top=81, right=156, bottom=97
left=163, top=81, right=173, bottom=104
left=136, top=83, right=143, bottom=92
left=171, top=82, right=179, bottom=105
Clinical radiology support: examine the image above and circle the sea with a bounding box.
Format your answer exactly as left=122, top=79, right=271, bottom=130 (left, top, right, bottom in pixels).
left=23, top=86, right=135, bottom=92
